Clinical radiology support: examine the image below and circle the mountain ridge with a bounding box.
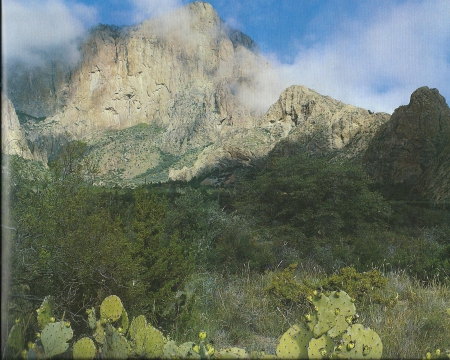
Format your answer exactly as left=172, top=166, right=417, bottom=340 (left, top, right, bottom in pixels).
left=2, top=2, right=449, bottom=202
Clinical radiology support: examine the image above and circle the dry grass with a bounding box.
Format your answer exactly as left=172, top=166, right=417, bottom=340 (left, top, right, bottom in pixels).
left=361, top=271, right=450, bottom=359
left=170, top=265, right=450, bottom=358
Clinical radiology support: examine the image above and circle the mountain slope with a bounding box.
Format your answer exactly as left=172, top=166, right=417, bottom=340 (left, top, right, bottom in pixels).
left=363, top=86, right=450, bottom=202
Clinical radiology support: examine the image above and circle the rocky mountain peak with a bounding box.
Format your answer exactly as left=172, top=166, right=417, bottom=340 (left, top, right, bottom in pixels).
left=363, top=86, right=450, bottom=201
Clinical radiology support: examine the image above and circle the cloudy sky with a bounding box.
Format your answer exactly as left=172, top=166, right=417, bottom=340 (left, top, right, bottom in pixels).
left=2, top=0, right=450, bottom=113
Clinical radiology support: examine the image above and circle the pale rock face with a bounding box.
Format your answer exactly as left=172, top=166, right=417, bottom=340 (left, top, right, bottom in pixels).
left=5, top=2, right=399, bottom=185
left=1, top=93, right=33, bottom=159
left=263, top=85, right=390, bottom=158
left=30, top=2, right=268, bottom=153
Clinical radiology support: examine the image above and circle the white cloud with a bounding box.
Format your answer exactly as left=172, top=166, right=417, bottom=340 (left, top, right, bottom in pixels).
left=2, top=0, right=98, bottom=67
left=130, top=0, right=184, bottom=23
left=265, top=0, right=450, bottom=113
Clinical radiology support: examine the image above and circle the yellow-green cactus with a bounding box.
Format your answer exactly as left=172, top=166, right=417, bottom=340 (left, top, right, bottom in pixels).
left=73, top=337, right=96, bottom=360
left=100, top=295, right=124, bottom=323
left=128, top=315, right=147, bottom=340
left=307, top=334, right=334, bottom=359
left=338, top=324, right=382, bottom=359
left=276, top=323, right=312, bottom=359
left=215, top=347, right=249, bottom=358
left=37, top=296, right=54, bottom=330
left=134, top=324, right=166, bottom=358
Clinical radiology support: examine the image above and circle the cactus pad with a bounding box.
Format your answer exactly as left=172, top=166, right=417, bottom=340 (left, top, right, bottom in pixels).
left=177, top=342, right=201, bottom=358
left=307, top=334, right=334, bottom=359
left=128, top=315, right=147, bottom=340
left=7, top=323, right=25, bottom=356
left=37, top=296, right=54, bottom=329
left=340, top=324, right=383, bottom=359
left=103, top=324, right=129, bottom=359
left=87, top=308, right=96, bottom=330
left=40, top=321, right=73, bottom=358
left=93, top=320, right=105, bottom=344
left=163, top=340, right=179, bottom=358
left=311, top=292, right=336, bottom=337
left=327, top=290, right=357, bottom=338
left=100, top=295, right=124, bottom=323
left=215, top=347, right=249, bottom=358
left=119, top=308, right=129, bottom=333
left=276, top=323, right=312, bottom=359
left=135, top=325, right=165, bottom=358
left=73, top=337, right=96, bottom=359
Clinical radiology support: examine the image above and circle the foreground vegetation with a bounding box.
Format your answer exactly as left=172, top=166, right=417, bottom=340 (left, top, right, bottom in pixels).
left=3, top=142, right=450, bottom=358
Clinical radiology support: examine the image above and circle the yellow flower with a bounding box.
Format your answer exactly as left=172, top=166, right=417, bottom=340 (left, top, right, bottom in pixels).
left=199, top=330, right=207, bottom=340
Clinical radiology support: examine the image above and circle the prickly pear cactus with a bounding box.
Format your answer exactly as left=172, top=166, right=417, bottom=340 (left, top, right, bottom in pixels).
left=178, top=342, right=201, bottom=359
left=86, top=308, right=96, bottom=330
left=72, top=337, right=96, bottom=359
left=338, top=324, right=383, bottom=359
left=215, top=347, right=249, bottom=358
left=327, top=290, right=357, bottom=338
left=307, top=334, right=334, bottom=359
left=103, top=323, right=129, bottom=359
left=37, top=296, right=54, bottom=329
left=276, top=323, right=312, bottom=359
left=40, top=321, right=73, bottom=358
left=128, top=314, right=147, bottom=340
left=163, top=340, right=180, bottom=358
left=7, top=322, right=25, bottom=356
left=135, top=325, right=166, bottom=358
left=119, top=308, right=129, bottom=333
left=100, top=295, right=124, bottom=323
left=93, top=320, right=106, bottom=344
left=311, top=292, right=336, bottom=338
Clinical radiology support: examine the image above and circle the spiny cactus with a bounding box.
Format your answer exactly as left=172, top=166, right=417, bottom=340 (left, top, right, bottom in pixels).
left=215, top=346, right=249, bottom=358
left=307, top=334, right=334, bottom=359
left=128, top=314, right=147, bottom=340
left=103, top=323, right=129, bottom=359
left=163, top=339, right=180, bottom=358
left=100, top=295, right=124, bottom=323
left=337, top=324, right=383, bottom=359
left=277, top=290, right=382, bottom=359
left=6, top=322, right=25, bottom=357
left=134, top=324, right=166, bottom=358
left=327, top=290, right=357, bottom=338
left=119, top=308, right=129, bottom=333
left=72, top=337, right=96, bottom=360
left=178, top=341, right=201, bottom=359
left=276, top=323, right=312, bottom=359
left=86, top=307, right=96, bottom=329
left=36, top=296, right=54, bottom=330
left=93, top=320, right=106, bottom=344
left=40, top=321, right=73, bottom=358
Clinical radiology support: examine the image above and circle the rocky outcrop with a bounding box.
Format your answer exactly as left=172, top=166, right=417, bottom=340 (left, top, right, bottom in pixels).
left=1, top=93, right=33, bottom=159
left=263, top=85, right=390, bottom=158
left=363, top=87, right=450, bottom=202
left=20, top=2, right=269, bottom=152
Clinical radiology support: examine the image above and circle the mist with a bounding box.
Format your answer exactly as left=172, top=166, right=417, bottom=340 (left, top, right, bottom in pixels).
left=2, top=0, right=98, bottom=68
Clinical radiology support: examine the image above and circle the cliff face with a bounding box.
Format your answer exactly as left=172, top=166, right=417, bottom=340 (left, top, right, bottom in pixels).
left=7, top=2, right=428, bottom=187
left=1, top=93, right=33, bottom=159
left=264, top=85, right=390, bottom=158
left=364, top=87, right=450, bottom=202
left=23, top=3, right=268, bottom=147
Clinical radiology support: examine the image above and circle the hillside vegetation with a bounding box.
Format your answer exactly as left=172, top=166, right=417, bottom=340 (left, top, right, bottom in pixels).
left=3, top=143, right=450, bottom=358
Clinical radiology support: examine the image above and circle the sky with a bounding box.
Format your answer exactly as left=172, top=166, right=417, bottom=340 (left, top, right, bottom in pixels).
left=2, top=0, right=450, bottom=113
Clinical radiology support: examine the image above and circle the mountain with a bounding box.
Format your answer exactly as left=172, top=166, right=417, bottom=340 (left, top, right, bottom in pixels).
left=3, top=2, right=448, bottom=199
left=363, top=86, right=450, bottom=202
left=263, top=85, right=390, bottom=159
